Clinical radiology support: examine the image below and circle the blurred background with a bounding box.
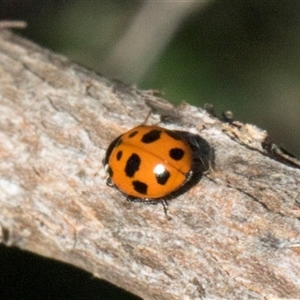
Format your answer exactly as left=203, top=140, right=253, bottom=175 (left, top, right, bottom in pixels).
left=0, top=0, right=299, bottom=298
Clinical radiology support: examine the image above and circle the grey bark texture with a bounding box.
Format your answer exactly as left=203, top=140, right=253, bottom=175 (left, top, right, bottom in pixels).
left=0, top=29, right=300, bottom=300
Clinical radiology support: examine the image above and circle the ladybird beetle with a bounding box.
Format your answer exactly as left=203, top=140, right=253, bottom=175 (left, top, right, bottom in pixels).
left=103, top=125, right=211, bottom=218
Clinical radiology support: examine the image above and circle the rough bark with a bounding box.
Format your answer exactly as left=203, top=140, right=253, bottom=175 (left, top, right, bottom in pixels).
left=0, top=29, right=300, bottom=300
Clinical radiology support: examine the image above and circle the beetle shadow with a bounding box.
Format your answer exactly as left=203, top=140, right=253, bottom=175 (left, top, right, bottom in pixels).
left=165, top=131, right=215, bottom=201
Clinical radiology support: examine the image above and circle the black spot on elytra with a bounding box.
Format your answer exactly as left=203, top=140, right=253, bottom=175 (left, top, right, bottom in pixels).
left=141, top=130, right=161, bottom=144
left=169, top=148, right=184, bottom=160
left=116, top=150, right=122, bottom=161
left=125, top=153, right=141, bottom=177
left=128, top=130, right=138, bottom=138
left=132, top=180, right=148, bottom=194
left=156, top=169, right=170, bottom=185
left=165, top=130, right=181, bottom=140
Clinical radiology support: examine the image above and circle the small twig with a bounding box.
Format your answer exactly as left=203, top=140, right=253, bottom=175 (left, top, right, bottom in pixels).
left=0, top=20, right=27, bottom=29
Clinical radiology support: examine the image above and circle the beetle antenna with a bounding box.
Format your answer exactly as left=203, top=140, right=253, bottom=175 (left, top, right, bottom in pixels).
left=140, top=109, right=152, bottom=125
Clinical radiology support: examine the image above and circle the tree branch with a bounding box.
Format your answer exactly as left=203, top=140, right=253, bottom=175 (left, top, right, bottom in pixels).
left=0, top=29, right=300, bottom=299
